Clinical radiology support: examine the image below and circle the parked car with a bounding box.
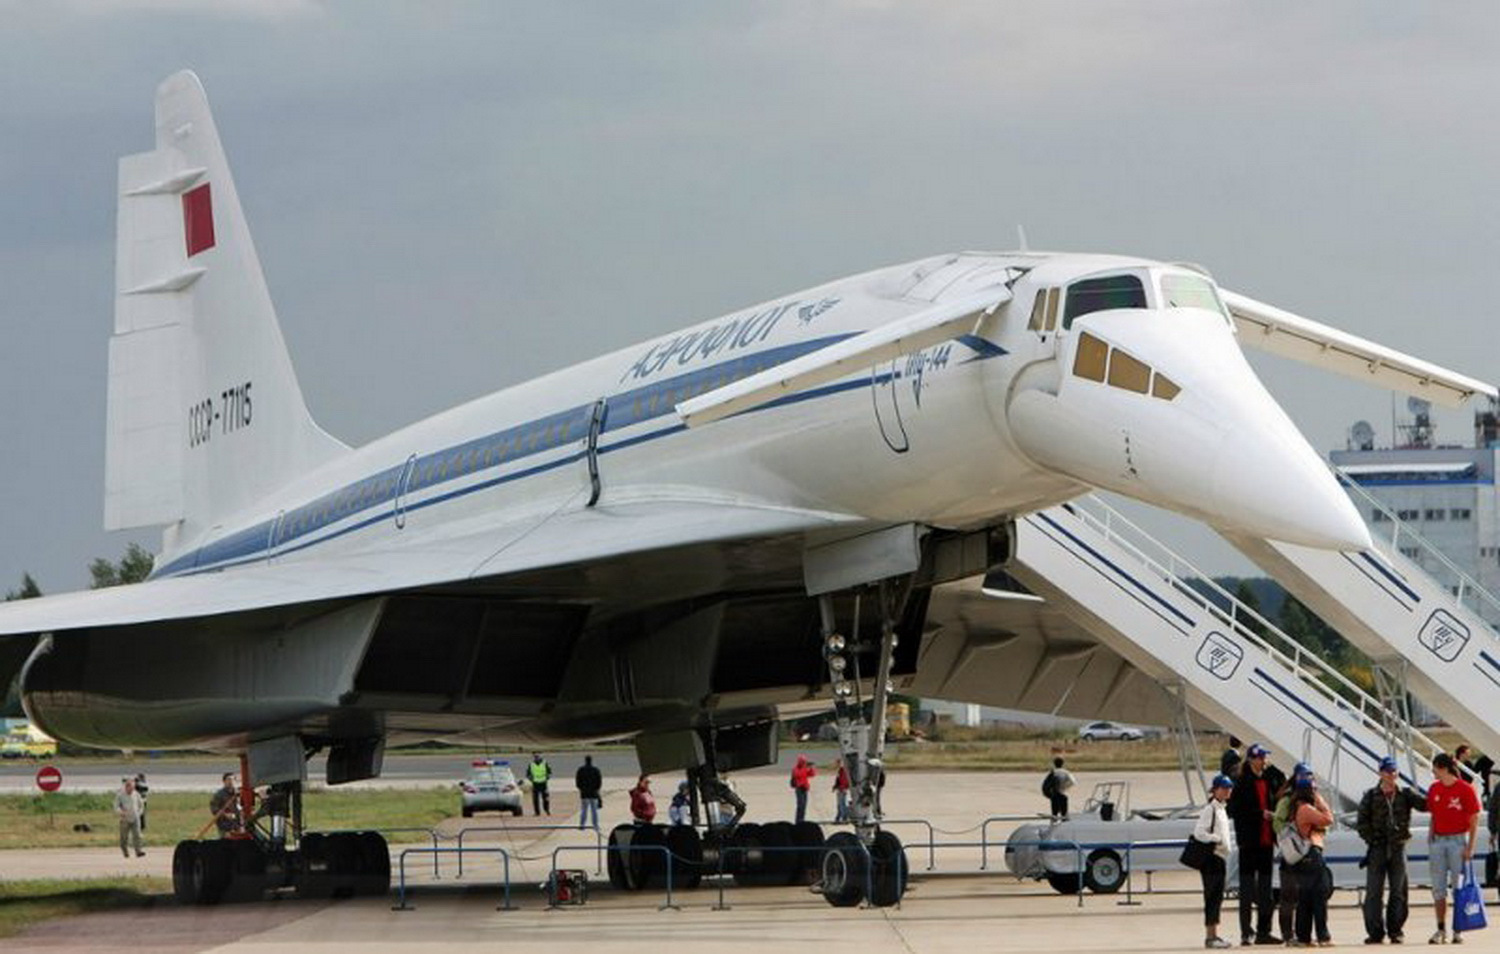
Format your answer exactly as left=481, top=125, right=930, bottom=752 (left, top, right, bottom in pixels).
left=1078, top=721, right=1144, bottom=741
left=459, top=759, right=524, bottom=817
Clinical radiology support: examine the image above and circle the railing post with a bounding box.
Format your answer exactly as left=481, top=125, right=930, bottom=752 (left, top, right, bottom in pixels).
left=497, top=850, right=515, bottom=911
left=391, top=849, right=413, bottom=911
left=430, top=829, right=440, bottom=879
left=658, top=844, right=680, bottom=911
left=456, top=829, right=466, bottom=878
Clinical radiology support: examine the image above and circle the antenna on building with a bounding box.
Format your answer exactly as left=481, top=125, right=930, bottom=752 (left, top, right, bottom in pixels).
left=1349, top=420, right=1375, bottom=452
left=1397, top=397, right=1434, bottom=449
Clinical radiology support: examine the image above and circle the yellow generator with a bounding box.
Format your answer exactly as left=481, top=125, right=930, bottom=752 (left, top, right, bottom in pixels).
left=885, top=702, right=911, bottom=741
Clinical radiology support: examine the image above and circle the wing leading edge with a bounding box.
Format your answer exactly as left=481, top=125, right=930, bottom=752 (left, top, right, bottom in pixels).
left=1223, top=290, right=1497, bottom=408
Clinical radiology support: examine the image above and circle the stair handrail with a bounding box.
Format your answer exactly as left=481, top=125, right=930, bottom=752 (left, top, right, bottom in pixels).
left=1332, top=467, right=1500, bottom=632
left=1060, top=495, right=1444, bottom=768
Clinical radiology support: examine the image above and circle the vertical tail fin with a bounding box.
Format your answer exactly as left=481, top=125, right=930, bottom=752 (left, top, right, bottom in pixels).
left=107, top=71, right=347, bottom=549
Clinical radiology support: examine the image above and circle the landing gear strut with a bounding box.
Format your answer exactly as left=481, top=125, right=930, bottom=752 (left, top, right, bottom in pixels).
left=170, top=751, right=391, bottom=904
left=817, top=579, right=910, bottom=907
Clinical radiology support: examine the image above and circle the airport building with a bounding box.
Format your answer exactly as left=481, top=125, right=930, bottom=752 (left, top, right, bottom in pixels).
left=1330, top=401, right=1500, bottom=629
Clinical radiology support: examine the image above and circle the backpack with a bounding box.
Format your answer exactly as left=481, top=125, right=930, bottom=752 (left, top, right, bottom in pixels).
left=1277, top=820, right=1310, bottom=865
left=1042, top=770, right=1059, bottom=798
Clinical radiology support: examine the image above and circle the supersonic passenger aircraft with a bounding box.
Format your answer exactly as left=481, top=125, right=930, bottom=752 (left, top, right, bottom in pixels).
left=0, top=72, right=1493, bottom=907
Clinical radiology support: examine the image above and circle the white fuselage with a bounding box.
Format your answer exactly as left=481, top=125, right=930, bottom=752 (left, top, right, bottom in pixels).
left=155, top=250, right=1363, bottom=581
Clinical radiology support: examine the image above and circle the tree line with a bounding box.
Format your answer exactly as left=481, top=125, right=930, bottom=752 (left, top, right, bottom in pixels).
left=4, top=543, right=155, bottom=601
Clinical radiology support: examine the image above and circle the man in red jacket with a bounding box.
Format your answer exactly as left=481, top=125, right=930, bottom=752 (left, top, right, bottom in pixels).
left=790, top=754, right=817, bottom=824
left=1426, top=753, right=1482, bottom=944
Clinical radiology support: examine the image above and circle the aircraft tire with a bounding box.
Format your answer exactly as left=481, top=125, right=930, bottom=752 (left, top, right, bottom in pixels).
left=789, top=822, right=825, bottom=886
left=820, top=832, right=868, bottom=907
left=172, top=841, right=200, bottom=904
left=355, top=831, right=391, bottom=896
left=296, top=833, right=332, bottom=899
left=191, top=839, right=234, bottom=905
left=665, top=825, right=703, bottom=889
left=606, top=825, right=634, bottom=890
left=629, top=823, right=668, bottom=887
left=867, top=830, right=907, bottom=907
left=1083, top=849, right=1124, bottom=894
left=327, top=832, right=363, bottom=898
left=730, top=822, right=775, bottom=886
left=758, top=821, right=797, bottom=885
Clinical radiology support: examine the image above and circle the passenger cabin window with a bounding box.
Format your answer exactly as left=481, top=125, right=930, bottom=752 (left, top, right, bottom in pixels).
left=1063, top=275, right=1146, bottom=329
left=1161, top=273, right=1231, bottom=324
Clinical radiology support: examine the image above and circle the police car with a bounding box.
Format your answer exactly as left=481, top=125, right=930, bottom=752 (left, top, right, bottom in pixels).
left=459, top=759, right=525, bottom=817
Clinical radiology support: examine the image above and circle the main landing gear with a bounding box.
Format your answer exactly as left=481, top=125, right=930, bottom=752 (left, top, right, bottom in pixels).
left=171, top=754, right=391, bottom=905
left=814, top=579, right=910, bottom=908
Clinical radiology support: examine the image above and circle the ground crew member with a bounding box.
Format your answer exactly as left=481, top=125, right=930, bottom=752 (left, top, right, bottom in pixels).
left=1355, top=756, right=1426, bottom=944
left=209, top=771, right=241, bottom=836
left=527, top=752, right=552, bottom=815
left=790, top=754, right=817, bottom=824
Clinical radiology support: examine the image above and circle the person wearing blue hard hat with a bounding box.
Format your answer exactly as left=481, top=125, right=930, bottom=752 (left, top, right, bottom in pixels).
left=1356, top=755, right=1426, bottom=944
left=1228, top=743, right=1285, bottom=945
left=1190, top=774, right=1237, bottom=949
left=1288, top=772, right=1335, bottom=945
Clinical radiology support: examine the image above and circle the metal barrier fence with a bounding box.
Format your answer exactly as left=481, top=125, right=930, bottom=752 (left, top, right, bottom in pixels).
left=978, top=814, right=1055, bottom=870
left=549, top=844, right=681, bottom=911
left=392, top=846, right=516, bottom=912
left=454, top=823, right=603, bottom=877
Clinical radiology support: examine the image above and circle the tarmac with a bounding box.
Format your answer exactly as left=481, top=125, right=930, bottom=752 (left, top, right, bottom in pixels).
left=0, top=767, right=1469, bottom=952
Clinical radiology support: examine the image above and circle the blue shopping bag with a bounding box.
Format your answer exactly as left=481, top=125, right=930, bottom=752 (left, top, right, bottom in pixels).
left=1453, top=861, right=1488, bottom=933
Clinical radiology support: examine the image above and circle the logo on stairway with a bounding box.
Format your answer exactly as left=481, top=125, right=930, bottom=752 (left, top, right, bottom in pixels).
left=1417, top=610, right=1469, bottom=663
left=1196, top=632, right=1243, bottom=681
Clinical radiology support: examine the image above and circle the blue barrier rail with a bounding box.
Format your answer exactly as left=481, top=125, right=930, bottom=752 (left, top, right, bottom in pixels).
left=391, top=846, right=515, bottom=912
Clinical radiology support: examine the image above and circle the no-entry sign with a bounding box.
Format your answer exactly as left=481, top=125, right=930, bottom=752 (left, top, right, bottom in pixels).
left=35, top=764, right=62, bottom=793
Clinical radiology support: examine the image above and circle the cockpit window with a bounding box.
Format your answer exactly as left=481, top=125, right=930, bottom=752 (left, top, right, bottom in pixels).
left=1161, top=273, right=1230, bottom=322
left=1063, top=275, right=1147, bottom=328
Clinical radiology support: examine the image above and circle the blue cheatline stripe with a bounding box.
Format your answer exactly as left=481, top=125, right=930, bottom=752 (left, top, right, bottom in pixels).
left=1032, top=511, right=1196, bottom=630
left=1250, top=667, right=1407, bottom=784
left=160, top=327, right=986, bottom=577
left=954, top=334, right=1007, bottom=360
left=1474, top=651, right=1500, bottom=690
left=1355, top=551, right=1421, bottom=605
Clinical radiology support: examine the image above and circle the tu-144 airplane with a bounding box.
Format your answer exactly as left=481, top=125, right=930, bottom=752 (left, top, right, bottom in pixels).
left=0, top=72, right=1494, bottom=907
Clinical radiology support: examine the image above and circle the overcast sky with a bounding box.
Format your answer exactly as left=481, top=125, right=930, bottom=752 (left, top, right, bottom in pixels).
left=1, top=1, right=1496, bottom=592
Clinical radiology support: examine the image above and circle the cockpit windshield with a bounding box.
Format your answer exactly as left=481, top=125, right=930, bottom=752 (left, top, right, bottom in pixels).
left=1062, top=275, right=1147, bottom=328
left=1160, top=273, right=1230, bottom=323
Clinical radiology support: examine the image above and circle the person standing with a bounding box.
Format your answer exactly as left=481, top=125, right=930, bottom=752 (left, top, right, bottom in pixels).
left=1228, top=743, right=1285, bottom=945
left=526, top=752, right=552, bottom=816
left=1290, top=777, right=1334, bottom=946
left=669, top=781, right=692, bottom=826
left=1044, top=757, right=1076, bottom=820
left=1271, top=762, right=1311, bottom=943
left=1355, top=756, right=1427, bottom=944
left=1221, top=736, right=1244, bottom=779
left=1426, top=752, right=1482, bottom=945
left=1192, top=774, right=1236, bottom=949
left=115, top=777, right=145, bottom=858
left=574, top=755, right=602, bottom=831
left=629, top=774, right=656, bottom=824
left=790, top=754, right=817, bottom=824
left=209, top=771, right=241, bottom=836
left=133, top=773, right=150, bottom=833
left=832, top=760, right=851, bottom=823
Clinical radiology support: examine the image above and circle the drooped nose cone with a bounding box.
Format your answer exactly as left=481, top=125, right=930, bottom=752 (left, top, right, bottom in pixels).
left=1005, top=307, right=1372, bottom=552
left=1209, top=408, right=1371, bottom=551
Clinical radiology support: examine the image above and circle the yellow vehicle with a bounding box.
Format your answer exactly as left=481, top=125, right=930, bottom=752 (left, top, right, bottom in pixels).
left=0, top=722, right=57, bottom=759
left=885, top=702, right=911, bottom=741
